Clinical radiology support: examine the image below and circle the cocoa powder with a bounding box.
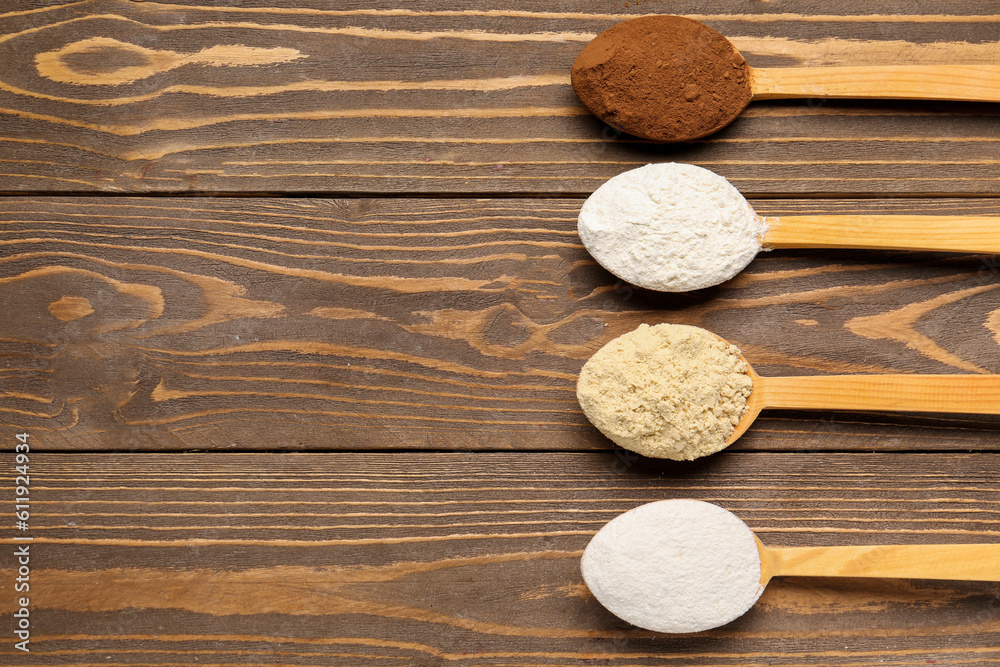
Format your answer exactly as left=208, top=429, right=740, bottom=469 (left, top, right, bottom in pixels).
left=571, top=15, right=753, bottom=142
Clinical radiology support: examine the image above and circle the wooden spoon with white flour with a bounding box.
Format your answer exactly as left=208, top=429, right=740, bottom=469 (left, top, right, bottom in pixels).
left=578, top=163, right=1000, bottom=292
left=582, top=499, right=1000, bottom=633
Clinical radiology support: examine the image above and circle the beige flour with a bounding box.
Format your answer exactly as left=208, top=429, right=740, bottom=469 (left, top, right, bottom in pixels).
left=577, top=323, right=752, bottom=460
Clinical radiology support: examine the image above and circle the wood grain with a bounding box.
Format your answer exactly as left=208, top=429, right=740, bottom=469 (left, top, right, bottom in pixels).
left=3, top=196, right=1000, bottom=451
left=1, top=3, right=997, bottom=666
left=0, top=2, right=998, bottom=194
left=1, top=451, right=998, bottom=666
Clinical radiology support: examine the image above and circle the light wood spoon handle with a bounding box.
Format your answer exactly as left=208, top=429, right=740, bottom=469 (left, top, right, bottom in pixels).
left=751, top=65, right=1000, bottom=102
left=755, top=374, right=1000, bottom=414
left=760, top=543, right=1000, bottom=584
left=763, top=215, right=1000, bottom=253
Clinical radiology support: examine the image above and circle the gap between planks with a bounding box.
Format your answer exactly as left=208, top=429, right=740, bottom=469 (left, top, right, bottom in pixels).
left=4, top=191, right=1000, bottom=200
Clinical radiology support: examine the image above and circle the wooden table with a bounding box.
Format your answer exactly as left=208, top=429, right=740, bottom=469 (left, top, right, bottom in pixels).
left=2, top=2, right=999, bottom=665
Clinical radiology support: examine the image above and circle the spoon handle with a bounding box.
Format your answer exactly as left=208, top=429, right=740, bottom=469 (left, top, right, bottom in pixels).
left=763, top=215, right=1000, bottom=253
left=751, top=65, right=1000, bottom=102
left=762, top=544, right=1000, bottom=582
left=755, top=374, right=1000, bottom=414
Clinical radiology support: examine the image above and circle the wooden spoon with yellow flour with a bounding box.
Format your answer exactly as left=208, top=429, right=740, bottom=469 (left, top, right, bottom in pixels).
left=577, top=323, right=1000, bottom=460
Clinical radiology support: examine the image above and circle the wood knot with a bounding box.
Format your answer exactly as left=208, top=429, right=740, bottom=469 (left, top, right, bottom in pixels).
left=48, top=296, right=95, bottom=322
left=35, top=37, right=304, bottom=86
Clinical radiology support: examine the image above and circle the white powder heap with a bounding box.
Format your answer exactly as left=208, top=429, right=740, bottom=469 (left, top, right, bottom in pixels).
left=581, top=499, right=764, bottom=634
left=577, top=323, right=753, bottom=461
left=578, top=163, right=767, bottom=292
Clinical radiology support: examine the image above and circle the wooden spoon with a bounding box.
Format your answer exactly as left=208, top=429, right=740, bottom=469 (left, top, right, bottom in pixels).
left=576, top=323, right=1000, bottom=460
left=582, top=499, right=1000, bottom=634
left=729, top=361, right=1000, bottom=446
left=572, top=15, right=1000, bottom=142
left=763, top=213, right=1000, bottom=254
left=577, top=162, right=1000, bottom=293
left=757, top=539, right=1000, bottom=586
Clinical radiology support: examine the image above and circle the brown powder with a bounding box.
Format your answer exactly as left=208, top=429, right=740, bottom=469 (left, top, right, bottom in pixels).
left=571, top=15, right=753, bottom=142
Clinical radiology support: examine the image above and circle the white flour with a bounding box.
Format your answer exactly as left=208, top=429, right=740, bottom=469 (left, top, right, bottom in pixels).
left=578, top=163, right=767, bottom=292
left=581, top=499, right=764, bottom=633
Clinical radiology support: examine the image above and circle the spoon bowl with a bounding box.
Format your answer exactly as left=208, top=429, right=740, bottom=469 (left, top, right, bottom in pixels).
left=572, top=15, right=752, bottom=142
left=582, top=499, right=1000, bottom=633
left=725, top=353, right=762, bottom=446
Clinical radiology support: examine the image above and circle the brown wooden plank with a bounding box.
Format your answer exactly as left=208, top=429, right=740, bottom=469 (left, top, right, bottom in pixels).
left=1, top=451, right=998, bottom=666
left=1, top=2, right=999, bottom=195
left=2, top=196, right=1000, bottom=451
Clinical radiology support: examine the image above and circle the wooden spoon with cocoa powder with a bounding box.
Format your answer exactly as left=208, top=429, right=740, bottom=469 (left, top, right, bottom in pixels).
left=572, top=15, right=1000, bottom=142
